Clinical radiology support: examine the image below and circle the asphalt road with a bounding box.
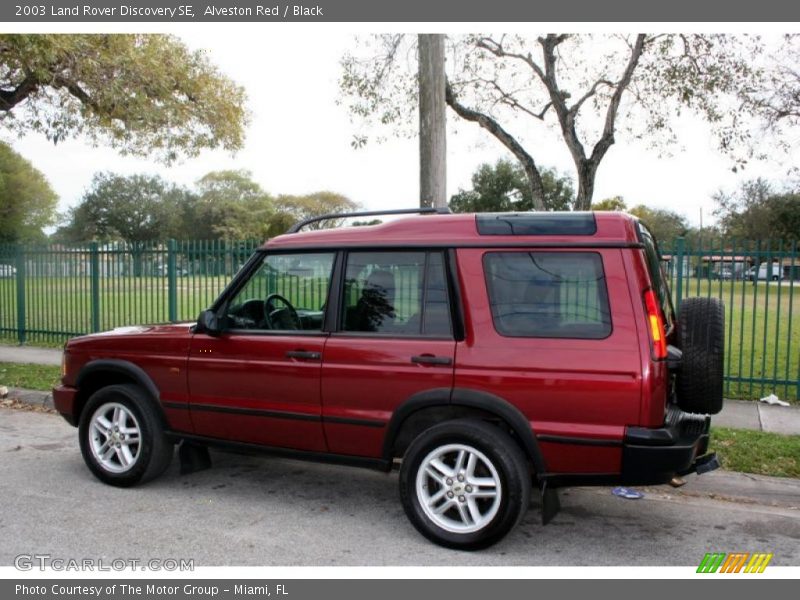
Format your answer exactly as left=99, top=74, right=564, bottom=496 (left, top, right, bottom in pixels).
left=1, top=407, right=799, bottom=567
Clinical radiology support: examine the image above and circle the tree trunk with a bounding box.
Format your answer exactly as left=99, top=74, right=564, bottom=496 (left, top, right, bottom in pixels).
left=574, top=160, right=598, bottom=211
left=418, top=34, right=447, bottom=209
left=522, top=160, right=547, bottom=211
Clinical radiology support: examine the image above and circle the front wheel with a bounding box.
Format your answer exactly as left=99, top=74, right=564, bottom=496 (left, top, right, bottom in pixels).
left=399, top=419, right=531, bottom=550
left=78, top=384, right=173, bottom=487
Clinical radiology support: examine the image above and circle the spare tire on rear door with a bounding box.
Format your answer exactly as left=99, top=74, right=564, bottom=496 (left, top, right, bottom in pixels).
left=675, top=297, right=725, bottom=415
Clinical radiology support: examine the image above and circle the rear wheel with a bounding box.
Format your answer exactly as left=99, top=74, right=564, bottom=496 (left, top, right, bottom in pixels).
left=399, top=419, right=530, bottom=550
left=676, top=297, right=725, bottom=415
left=79, top=384, right=173, bottom=487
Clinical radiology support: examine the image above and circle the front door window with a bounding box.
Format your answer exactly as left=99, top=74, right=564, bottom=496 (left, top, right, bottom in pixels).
left=224, top=252, right=334, bottom=332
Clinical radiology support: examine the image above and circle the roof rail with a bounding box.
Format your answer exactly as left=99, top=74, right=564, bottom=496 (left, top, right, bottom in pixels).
left=286, top=206, right=451, bottom=234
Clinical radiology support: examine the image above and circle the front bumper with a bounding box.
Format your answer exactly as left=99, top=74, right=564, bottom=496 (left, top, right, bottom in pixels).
left=52, top=385, right=79, bottom=426
left=621, top=407, right=718, bottom=485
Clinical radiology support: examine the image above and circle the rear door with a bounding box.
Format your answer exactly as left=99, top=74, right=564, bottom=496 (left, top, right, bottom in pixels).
left=321, top=250, right=456, bottom=457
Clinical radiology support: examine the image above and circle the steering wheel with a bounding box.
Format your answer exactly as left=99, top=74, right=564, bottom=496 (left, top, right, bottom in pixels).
left=264, top=293, right=301, bottom=330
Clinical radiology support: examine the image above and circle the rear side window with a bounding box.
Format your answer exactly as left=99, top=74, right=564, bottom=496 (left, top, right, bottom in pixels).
left=341, top=251, right=452, bottom=337
left=483, top=252, right=612, bottom=339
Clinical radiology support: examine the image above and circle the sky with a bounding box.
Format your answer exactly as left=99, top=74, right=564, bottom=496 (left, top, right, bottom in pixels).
left=5, top=28, right=800, bottom=229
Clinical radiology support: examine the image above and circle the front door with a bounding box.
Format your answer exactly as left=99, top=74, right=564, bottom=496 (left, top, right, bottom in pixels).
left=188, top=251, right=336, bottom=451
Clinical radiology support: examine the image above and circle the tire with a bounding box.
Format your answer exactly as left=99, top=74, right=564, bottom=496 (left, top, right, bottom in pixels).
left=78, top=384, right=173, bottom=487
left=399, top=419, right=531, bottom=550
left=676, top=297, right=725, bottom=415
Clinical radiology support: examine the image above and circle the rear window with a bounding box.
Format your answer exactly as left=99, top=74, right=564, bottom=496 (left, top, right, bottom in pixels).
left=483, top=252, right=612, bottom=339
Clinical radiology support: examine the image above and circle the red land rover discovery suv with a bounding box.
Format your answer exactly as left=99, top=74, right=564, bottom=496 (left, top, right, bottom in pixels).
left=53, top=210, right=724, bottom=549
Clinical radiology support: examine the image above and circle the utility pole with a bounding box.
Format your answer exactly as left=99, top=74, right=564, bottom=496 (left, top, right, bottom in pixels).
left=418, top=34, right=446, bottom=209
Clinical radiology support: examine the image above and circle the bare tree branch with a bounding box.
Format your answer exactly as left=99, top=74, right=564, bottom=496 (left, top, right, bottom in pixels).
left=446, top=80, right=547, bottom=210
left=476, top=36, right=547, bottom=82
left=569, top=78, right=614, bottom=116
left=482, top=78, right=552, bottom=120
left=591, top=34, right=646, bottom=165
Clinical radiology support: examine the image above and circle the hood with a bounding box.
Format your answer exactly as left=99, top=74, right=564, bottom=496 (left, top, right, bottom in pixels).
left=66, top=322, right=196, bottom=348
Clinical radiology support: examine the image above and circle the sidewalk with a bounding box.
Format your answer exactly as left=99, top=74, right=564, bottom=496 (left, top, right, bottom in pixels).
left=0, top=344, right=61, bottom=366
left=1, top=343, right=799, bottom=435
left=714, top=399, right=800, bottom=436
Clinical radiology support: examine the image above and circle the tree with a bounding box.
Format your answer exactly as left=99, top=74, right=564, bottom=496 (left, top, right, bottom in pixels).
left=740, top=35, right=800, bottom=147
left=192, top=170, right=275, bottom=240
left=271, top=192, right=358, bottom=236
left=591, top=197, right=695, bottom=245
left=340, top=34, right=764, bottom=209
left=449, top=159, right=574, bottom=212
left=0, top=141, right=58, bottom=243
left=57, top=172, right=188, bottom=243
left=714, top=178, right=800, bottom=241
left=0, top=34, right=248, bottom=162
left=628, top=204, right=689, bottom=245
left=591, top=196, right=628, bottom=211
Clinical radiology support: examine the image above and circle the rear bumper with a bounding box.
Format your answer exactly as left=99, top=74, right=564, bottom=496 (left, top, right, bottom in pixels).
left=52, top=385, right=79, bottom=426
left=621, top=407, right=717, bottom=485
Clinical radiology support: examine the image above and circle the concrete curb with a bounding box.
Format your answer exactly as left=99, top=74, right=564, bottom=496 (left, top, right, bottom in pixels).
left=3, top=388, right=54, bottom=410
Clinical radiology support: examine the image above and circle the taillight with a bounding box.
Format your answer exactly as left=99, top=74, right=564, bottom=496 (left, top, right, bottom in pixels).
left=643, top=289, right=667, bottom=360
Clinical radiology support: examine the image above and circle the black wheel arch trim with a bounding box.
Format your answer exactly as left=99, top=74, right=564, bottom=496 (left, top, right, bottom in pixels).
left=382, top=387, right=547, bottom=478
left=75, top=359, right=165, bottom=421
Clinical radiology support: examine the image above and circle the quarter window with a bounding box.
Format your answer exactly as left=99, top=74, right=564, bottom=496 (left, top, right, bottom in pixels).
left=483, top=252, right=611, bottom=339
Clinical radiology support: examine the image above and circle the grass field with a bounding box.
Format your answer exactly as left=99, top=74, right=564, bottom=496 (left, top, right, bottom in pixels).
left=675, top=279, right=800, bottom=402
left=0, top=275, right=231, bottom=340
left=1, top=273, right=799, bottom=402
left=0, top=362, right=61, bottom=391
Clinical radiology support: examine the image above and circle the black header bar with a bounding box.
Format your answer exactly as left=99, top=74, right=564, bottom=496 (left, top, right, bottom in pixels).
left=3, top=0, right=800, bottom=22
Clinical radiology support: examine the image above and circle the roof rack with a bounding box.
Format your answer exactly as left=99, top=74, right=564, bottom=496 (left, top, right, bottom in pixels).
left=286, top=206, right=451, bottom=234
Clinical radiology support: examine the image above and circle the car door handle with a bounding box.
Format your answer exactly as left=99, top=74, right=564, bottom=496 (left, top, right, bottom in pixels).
left=411, top=354, right=452, bottom=366
left=285, top=350, right=321, bottom=360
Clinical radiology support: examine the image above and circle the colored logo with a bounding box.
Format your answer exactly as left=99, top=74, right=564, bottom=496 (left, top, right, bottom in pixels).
left=697, top=552, right=773, bottom=573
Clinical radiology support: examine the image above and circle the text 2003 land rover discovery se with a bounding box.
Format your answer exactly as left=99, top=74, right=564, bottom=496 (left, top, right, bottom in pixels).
left=54, top=210, right=724, bottom=549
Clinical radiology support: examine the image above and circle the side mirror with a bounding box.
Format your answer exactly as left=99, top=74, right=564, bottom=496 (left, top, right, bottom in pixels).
left=197, top=309, right=223, bottom=337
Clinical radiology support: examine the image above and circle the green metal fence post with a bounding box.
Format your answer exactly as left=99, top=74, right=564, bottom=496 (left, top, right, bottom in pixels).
left=15, top=244, right=26, bottom=345
left=90, top=242, right=100, bottom=332
left=167, top=239, right=178, bottom=322
left=674, top=236, right=685, bottom=311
